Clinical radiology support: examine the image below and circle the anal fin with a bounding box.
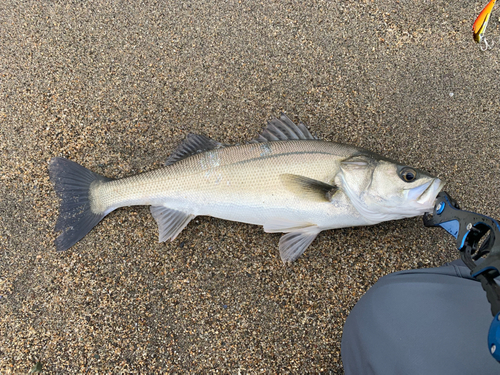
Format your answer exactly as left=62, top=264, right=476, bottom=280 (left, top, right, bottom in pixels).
left=150, top=206, right=195, bottom=242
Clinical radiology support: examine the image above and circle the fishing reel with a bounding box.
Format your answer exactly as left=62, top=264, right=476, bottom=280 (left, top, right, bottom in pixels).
left=423, top=192, right=500, bottom=362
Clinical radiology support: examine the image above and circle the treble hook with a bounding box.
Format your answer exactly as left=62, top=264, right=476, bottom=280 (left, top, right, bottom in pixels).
left=480, top=37, right=494, bottom=51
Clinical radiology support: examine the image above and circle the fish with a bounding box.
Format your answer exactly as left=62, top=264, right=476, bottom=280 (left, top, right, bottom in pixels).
left=49, top=114, right=444, bottom=262
left=473, top=0, right=496, bottom=43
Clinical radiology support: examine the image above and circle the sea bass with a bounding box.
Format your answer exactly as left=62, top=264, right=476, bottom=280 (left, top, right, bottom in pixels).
left=49, top=114, right=444, bottom=262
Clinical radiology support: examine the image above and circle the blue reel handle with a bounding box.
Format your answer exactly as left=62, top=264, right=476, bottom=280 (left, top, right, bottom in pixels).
left=489, top=312, right=500, bottom=362
left=424, top=192, right=500, bottom=363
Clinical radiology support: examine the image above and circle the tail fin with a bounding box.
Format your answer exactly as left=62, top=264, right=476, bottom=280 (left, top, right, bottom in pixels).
left=49, top=157, right=113, bottom=251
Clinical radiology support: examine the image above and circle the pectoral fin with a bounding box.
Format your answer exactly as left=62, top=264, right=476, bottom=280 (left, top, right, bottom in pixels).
left=279, top=230, right=320, bottom=263
left=150, top=206, right=195, bottom=242
left=280, top=174, right=338, bottom=202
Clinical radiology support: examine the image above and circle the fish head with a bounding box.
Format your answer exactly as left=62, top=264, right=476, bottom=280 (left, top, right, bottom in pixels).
left=339, top=154, right=444, bottom=223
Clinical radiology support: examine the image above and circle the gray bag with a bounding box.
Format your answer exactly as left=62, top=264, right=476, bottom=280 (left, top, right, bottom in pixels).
left=341, top=260, right=500, bottom=375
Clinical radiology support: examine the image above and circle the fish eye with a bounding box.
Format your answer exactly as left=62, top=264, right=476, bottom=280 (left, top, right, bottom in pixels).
left=399, top=167, right=417, bottom=183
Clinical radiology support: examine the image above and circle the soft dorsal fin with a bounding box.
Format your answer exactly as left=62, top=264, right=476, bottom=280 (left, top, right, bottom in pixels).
left=166, top=133, right=222, bottom=166
left=254, top=114, right=317, bottom=143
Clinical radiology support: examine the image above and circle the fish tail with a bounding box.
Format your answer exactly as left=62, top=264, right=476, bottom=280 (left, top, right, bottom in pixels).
left=49, top=157, right=113, bottom=251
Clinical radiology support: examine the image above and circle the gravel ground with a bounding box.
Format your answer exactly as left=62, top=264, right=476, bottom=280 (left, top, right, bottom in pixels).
left=1, top=0, right=500, bottom=373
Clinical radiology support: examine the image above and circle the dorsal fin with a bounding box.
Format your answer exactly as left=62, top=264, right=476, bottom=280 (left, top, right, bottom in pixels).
left=254, top=114, right=317, bottom=143
left=166, top=133, right=222, bottom=166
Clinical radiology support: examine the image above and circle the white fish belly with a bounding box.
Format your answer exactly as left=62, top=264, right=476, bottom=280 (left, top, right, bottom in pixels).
left=152, top=186, right=369, bottom=231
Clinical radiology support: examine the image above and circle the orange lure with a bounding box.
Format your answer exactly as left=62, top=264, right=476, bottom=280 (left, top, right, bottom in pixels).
left=473, top=0, right=497, bottom=43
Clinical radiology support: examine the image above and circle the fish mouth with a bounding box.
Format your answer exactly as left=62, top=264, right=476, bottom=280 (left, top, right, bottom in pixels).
left=406, top=178, right=444, bottom=206
left=417, top=178, right=445, bottom=205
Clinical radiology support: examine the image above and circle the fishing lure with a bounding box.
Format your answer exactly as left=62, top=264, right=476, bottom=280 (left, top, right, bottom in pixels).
left=473, top=0, right=497, bottom=43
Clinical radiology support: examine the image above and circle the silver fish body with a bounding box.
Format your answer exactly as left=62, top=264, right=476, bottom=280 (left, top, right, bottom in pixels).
left=49, top=114, right=444, bottom=262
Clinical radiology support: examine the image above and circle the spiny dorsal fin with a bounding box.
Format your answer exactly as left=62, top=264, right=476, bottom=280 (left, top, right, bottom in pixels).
left=280, top=174, right=338, bottom=202
left=166, top=133, right=222, bottom=166
left=253, top=114, right=317, bottom=143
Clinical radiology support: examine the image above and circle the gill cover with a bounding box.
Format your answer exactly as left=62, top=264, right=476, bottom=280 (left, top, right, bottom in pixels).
left=339, top=157, right=442, bottom=223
